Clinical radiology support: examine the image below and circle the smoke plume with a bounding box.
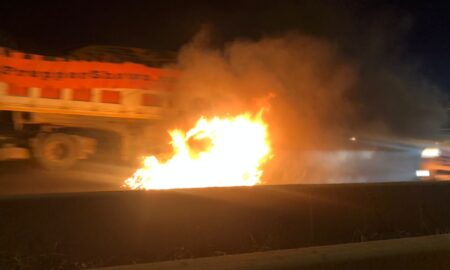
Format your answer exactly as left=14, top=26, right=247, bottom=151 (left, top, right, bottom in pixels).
left=158, top=15, right=447, bottom=183
left=169, top=31, right=356, bottom=150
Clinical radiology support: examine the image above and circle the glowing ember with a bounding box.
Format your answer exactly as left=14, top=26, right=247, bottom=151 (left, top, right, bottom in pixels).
left=125, top=111, right=272, bottom=190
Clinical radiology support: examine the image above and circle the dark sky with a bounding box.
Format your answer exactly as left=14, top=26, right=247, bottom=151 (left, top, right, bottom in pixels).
left=0, top=0, right=448, bottom=89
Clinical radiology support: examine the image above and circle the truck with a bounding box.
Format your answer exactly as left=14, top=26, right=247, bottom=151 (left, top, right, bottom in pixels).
left=0, top=47, right=178, bottom=169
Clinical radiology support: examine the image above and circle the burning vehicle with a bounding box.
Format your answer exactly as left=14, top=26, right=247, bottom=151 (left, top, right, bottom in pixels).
left=125, top=111, right=272, bottom=190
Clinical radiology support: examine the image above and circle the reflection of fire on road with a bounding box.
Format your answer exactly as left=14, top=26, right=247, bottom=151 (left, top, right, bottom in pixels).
left=125, top=110, right=272, bottom=190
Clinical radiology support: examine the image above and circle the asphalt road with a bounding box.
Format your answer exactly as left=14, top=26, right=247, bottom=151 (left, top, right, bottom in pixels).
left=0, top=160, right=134, bottom=195
left=92, top=234, right=450, bottom=270
left=0, top=147, right=422, bottom=195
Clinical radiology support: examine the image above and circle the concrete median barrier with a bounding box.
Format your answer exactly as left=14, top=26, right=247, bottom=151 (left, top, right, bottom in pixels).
left=1, top=181, right=450, bottom=268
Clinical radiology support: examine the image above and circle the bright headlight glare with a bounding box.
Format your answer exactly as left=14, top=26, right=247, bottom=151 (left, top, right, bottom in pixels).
left=421, top=148, right=440, bottom=158
left=416, top=170, right=430, bottom=177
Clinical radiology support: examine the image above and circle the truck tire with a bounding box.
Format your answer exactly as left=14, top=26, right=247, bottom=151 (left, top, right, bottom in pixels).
left=34, top=133, right=78, bottom=170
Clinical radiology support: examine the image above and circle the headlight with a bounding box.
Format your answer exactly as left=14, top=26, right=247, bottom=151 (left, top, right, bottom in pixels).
left=416, top=170, right=430, bottom=177
left=421, top=147, right=440, bottom=158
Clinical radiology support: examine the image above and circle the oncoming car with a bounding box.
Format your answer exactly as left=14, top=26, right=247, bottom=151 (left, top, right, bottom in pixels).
left=416, top=146, right=450, bottom=180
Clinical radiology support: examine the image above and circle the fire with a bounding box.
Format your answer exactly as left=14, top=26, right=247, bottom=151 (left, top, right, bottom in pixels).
left=125, top=111, right=272, bottom=190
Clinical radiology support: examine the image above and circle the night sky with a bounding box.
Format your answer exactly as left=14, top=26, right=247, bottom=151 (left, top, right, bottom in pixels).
left=0, top=0, right=448, bottom=90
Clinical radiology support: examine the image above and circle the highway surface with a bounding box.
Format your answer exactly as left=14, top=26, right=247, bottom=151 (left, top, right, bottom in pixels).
left=0, top=147, right=423, bottom=195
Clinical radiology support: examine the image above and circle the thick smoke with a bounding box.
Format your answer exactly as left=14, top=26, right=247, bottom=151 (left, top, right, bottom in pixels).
left=168, top=28, right=446, bottom=141
left=169, top=31, right=356, bottom=150
left=158, top=19, right=447, bottom=183
left=343, top=12, right=447, bottom=138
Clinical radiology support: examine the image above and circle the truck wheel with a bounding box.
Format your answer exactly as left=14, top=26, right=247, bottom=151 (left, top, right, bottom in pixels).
left=34, top=133, right=78, bottom=170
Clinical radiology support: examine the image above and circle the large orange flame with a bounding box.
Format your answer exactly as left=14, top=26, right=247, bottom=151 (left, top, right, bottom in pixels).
left=125, top=110, right=272, bottom=190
